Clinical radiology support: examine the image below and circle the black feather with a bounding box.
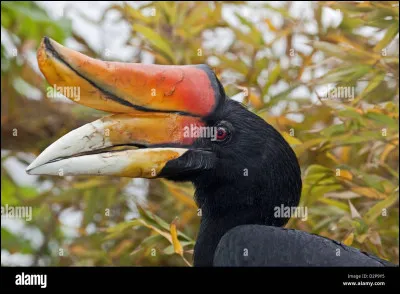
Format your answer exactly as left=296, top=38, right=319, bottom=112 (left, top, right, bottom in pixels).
left=213, top=225, right=394, bottom=267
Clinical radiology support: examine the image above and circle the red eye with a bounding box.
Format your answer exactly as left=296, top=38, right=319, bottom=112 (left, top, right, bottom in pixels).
left=216, top=127, right=228, bottom=141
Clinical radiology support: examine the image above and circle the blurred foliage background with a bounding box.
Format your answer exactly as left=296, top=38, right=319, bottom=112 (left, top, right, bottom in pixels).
left=1, top=1, right=398, bottom=266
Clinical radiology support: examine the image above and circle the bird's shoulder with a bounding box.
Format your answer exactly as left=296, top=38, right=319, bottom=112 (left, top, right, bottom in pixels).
left=213, top=225, right=393, bottom=267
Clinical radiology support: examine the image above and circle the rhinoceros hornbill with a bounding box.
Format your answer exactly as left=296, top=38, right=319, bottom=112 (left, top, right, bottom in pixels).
left=27, top=37, right=393, bottom=267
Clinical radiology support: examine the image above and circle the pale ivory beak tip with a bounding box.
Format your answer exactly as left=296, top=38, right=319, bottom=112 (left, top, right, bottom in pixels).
left=26, top=162, right=39, bottom=175
left=26, top=163, right=35, bottom=174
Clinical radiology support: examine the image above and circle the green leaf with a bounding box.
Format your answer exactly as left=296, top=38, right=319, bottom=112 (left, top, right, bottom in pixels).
left=133, top=24, right=175, bottom=63
left=216, top=54, right=248, bottom=75
left=235, top=12, right=264, bottom=46
left=83, top=190, right=98, bottom=227
left=141, top=234, right=164, bottom=248
left=122, top=3, right=153, bottom=24
left=364, top=193, right=399, bottom=225
left=312, top=41, right=351, bottom=59
left=163, top=241, right=193, bottom=255
left=1, top=175, right=18, bottom=206
left=374, top=22, right=399, bottom=52
left=137, top=205, right=171, bottom=232
left=1, top=1, right=71, bottom=42
left=262, top=63, right=281, bottom=97
left=160, top=2, right=178, bottom=25
left=317, top=65, right=371, bottom=85
left=231, top=27, right=262, bottom=48
left=338, top=109, right=365, bottom=123
left=318, top=197, right=350, bottom=213
left=360, top=73, right=386, bottom=98
left=365, top=112, right=399, bottom=129
left=1, top=228, right=33, bottom=254
left=305, top=164, right=334, bottom=176
left=104, top=220, right=142, bottom=240
left=321, top=124, right=347, bottom=137
left=359, top=173, right=388, bottom=193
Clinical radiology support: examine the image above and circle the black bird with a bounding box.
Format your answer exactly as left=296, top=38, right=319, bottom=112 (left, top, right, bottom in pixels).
left=27, top=37, right=394, bottom=267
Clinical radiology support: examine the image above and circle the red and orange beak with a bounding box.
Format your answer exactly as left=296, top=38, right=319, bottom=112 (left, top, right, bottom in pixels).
left=26, top=37, right=220, bottom=178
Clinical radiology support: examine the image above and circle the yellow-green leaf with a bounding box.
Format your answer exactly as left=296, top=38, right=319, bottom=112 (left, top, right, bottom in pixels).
left=282, top=131, right=302, bottom=145
left=374, top=22, right=399, bottom=52
left=351, top=186, right=387, bottom=199
left=343, top=232, right=354, bottom=246
left=364, top=193, right=399, bottom=225
left=170, top=218, right=183, bottom=256
left=133, top=24, right=175, bottom=63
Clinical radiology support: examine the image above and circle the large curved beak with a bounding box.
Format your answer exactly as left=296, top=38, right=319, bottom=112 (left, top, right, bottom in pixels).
left=26, top=37, right=220, bottom=178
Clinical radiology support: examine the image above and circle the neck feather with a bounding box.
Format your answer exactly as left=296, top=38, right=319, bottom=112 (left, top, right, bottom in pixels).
left=192, top=185, right=279, bottom=266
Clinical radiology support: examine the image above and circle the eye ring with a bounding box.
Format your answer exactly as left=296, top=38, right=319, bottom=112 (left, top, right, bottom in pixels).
left=216, top=126, right=228, bottom=141
left=213, top=121, right=232, bottom=142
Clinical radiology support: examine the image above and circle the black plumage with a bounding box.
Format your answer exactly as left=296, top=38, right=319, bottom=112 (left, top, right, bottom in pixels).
left=214, top=225, right=393, bottom=266
left=166, top=96, right=393, bottom=267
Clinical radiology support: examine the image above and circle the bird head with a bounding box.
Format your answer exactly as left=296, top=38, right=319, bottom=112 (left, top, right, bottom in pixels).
left=27, top=37, right=301, bottom=225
